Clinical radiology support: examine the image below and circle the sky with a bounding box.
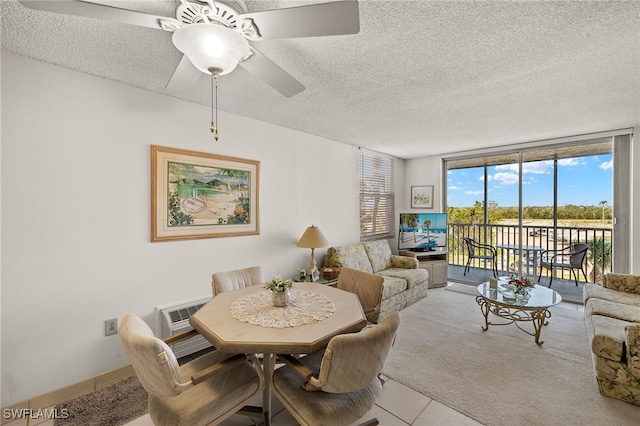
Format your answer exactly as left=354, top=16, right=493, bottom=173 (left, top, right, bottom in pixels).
left=447, top=154, right=613, bottom=208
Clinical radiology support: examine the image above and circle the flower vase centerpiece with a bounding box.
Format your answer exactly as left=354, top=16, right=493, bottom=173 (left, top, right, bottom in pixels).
left=265, top=275, right=293, bottom=307
left=508, top=274, right=535, bottom=300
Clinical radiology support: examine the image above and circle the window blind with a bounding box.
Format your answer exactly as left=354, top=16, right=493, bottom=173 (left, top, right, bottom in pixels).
left=359, top=150, right=394, bottom=240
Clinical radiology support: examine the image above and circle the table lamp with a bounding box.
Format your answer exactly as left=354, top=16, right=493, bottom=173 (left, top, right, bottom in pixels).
left=296, top=225, right=328, bottom=273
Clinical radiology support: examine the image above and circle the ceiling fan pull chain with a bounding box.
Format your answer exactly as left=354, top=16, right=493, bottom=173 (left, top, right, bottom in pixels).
left=210, top=72, right=219, bottom=141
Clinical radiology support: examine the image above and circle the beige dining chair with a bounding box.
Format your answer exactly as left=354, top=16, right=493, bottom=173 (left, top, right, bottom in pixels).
left=273, top=312, right=401, bottom=426
left=120, top=313, right=264, bottom=426
left=211, top=265, right=264, bottom=296
left=337, top=267, right=384, bottom=323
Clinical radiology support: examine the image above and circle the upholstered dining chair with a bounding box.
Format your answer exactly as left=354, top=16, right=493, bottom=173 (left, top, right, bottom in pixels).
left=272, top=312, right=401, bottom=426
left=211, top=265, right=264, bottom=296
left=337, top=267, right=384, bottom=323
left=537, top=243, right=589, bottom=287
left=120, top=314, right=264, bottom=426
left=463, top=237, right=498, bottom=278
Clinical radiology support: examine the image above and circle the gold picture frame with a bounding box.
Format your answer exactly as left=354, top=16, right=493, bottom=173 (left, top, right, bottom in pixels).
left=151, top=145, right=259, bottom=242
left=411, top=185, right=434, bottom=209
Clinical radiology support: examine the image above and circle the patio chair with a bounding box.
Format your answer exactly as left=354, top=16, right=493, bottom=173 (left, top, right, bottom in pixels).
left=537, top=243, right=589, bottom=287
left=463, top=237, right=498, bottom=278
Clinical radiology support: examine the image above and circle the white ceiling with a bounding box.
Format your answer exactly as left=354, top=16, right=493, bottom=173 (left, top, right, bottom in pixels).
left=2, top=0, right=639, bottom=159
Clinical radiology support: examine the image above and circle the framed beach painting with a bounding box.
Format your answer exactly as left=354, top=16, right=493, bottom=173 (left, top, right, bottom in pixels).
left=411, top=185, right=434, bottom=209
left=151, top=145, right=259, bottom=242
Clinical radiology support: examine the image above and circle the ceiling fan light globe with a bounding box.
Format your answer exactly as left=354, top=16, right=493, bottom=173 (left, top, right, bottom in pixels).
left=172, top=23, right=250, bottom=75
left=203, top=36, right=225, bottom=58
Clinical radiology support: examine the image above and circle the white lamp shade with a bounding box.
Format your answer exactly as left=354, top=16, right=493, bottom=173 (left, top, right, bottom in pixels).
left=172, top=23, right=250, bottom=75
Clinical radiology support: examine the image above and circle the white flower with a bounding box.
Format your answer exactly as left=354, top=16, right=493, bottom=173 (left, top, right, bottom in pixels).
left=264, top=275, right=293, bottom=292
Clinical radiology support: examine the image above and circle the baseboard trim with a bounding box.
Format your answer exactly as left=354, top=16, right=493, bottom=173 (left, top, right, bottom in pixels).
left=1, top=364, right=135, bottom=425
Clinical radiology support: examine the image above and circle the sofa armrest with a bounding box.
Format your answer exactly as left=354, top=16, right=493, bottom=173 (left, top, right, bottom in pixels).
left=626, top=323, right=640, bottom=381
left=603, top=273, right=640, bottom=295
left=390, top=255, right=419, bottom=269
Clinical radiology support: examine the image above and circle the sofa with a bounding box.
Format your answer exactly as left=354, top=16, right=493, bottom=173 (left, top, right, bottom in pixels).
left=322, top=239, right=429, bottom=323
left=583, top=272, right=640, bottom=406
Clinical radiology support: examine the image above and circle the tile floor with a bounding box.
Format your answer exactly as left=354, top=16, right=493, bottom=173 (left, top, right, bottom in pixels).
left=4, top=288, right=583, bottom=426
left=121, top=375, right=483, bottom=426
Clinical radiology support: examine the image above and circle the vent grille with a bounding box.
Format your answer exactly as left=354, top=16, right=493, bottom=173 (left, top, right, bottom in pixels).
left=156, top=297, right=212, bottom=359
left=168, top=303, right=204, bottom=324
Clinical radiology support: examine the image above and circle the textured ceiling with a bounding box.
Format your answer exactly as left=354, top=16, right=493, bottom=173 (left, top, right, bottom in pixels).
left=2, top=0, right=639, bottom=159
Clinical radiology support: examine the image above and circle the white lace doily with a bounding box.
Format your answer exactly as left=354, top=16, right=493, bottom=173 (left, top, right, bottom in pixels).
left=230, top=288, right=336, bottom=328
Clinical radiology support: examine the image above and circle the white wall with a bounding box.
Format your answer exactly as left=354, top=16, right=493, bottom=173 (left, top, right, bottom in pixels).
left=0, top=52, right=388, bottom=405
left=403, top=158, right=444, bottom=213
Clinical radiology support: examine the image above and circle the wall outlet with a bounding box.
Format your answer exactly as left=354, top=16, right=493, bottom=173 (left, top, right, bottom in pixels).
left=105, top=318, right=118, bottom=336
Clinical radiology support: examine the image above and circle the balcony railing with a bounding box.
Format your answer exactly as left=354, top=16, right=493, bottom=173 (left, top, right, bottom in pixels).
left=447, top=223, right=612, bottom=284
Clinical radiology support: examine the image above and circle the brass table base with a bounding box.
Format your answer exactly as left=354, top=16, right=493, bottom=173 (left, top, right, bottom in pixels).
left=476, top=295, right=552, bottom=345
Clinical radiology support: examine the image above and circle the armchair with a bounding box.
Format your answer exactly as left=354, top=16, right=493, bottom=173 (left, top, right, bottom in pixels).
left=272, top=312, right=401, bottom=426
left=120, top=314, right=264, bottom=425
left=537, top=243, right=589, bottom=287
left=211, top=265, right=264, bottom=295
left=463, top=237, right=497, bottom=278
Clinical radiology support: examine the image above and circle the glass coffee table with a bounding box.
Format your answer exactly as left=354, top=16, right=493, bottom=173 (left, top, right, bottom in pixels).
left=476, top=281, right=562, bottom=345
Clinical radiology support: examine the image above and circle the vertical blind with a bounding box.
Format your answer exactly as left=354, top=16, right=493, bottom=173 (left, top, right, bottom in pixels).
left=359, top=150, right=395, bottom=240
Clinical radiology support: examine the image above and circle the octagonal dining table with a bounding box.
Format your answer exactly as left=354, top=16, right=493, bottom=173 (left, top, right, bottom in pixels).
left=189, top=281, right=367, bottom=425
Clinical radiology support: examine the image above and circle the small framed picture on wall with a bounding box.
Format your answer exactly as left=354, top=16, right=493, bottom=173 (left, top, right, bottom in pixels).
left=411, top=185, right=434, bottom=209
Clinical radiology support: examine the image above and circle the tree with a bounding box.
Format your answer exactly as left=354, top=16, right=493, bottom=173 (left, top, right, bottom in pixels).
left=447, top=206, right=471, bottom=223
left=587, top=237, right=612, bottom=283
left=168, top=190, right=193, bottom=227
left=470, top=201, right=483, bottom=225
left=423, top=219, right=431, bottom=240
left=400, top=214, right=419, bottom=243
left=599, top=200, right=608, bottom=223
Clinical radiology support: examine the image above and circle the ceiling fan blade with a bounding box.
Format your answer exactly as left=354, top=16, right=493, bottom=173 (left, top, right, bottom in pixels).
left=18, top=0, right=169, bottom=30
left=237, top=0, right=359, bottom=40
left=165, top=55, right=203, bottom=92
left=240, top=48, right=305, bottom=97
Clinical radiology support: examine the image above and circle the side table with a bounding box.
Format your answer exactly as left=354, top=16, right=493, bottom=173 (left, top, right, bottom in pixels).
left=294, top=276, right=338, bottom=287
left=400, top=249, right=448, bottom=288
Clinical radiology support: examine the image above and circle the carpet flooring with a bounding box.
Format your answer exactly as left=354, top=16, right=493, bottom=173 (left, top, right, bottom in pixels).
left=382, top=287, right=640, bottom=425
left=54, top=377, right=148, bottom=426
left=445, top=282, right=479, bottom=296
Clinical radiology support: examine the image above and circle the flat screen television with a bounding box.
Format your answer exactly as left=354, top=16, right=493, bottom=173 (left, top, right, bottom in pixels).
left=398, top=213, right=447, bottom=252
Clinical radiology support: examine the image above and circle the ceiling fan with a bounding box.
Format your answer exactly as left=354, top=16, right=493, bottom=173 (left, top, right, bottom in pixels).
left=18, top=0, right=361, bottom=97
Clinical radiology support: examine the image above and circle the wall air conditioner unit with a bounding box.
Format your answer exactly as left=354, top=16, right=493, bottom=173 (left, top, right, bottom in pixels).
left=155, top=296, right=212, bottom=359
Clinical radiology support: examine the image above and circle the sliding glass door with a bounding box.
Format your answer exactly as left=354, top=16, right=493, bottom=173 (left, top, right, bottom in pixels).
left=445, top=137, right=618, bottom=284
